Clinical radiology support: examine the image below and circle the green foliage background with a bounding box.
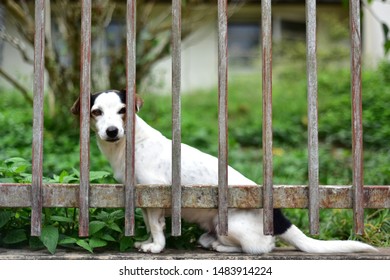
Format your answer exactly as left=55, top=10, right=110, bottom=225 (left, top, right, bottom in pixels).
left=1, top=61, right=390, bottom=253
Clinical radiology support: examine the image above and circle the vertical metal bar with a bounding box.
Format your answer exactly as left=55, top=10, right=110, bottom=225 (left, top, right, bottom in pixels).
left=350, top=0, right=364, bottom=235
left=31, top=0, right=45, bottom=237
left=306, top=0, right=319, bottom=235
left=261, top=0, right=273, bottom=235
left=217, top=0, right=228, bottom=235
left=171, top=0, right=182, bottom=236
left=79, top=0, right=91, bottom=237
left=125, top=0, right=136, bottom=236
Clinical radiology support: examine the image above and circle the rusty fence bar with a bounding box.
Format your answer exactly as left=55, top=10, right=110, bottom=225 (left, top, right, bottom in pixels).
left=350, top=0, right=364, bottom=235
left=124, top=0, right=137, bottom=236
left=306, top=0, right=319, bottom=235
left=217, top=0, right=229, bottom=236
left=261, top=0, right=273, bottom=235
left=171, top=0, right=182, bottom=236
left=78, top=0, right=92, bottom=237
left=31, top=0, right=45, bottom=237
left=1, top=0, right=389, bottom=241
left=2, top=184, right=389, bottom=209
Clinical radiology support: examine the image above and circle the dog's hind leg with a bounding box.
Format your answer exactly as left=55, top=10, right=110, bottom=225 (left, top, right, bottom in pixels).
left=211, top=240, right=242, bottom=253
left=198, top=232, right=217, bottom=249
left=138, top=208, right=166, bottom=253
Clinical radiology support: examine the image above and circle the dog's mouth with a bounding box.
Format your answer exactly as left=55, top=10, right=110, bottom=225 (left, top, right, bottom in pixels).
left=105, top=137, right=120, bottom=143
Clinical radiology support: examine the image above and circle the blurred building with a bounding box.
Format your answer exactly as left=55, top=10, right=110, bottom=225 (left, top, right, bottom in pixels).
left=0, top=0, right=389, bottom=94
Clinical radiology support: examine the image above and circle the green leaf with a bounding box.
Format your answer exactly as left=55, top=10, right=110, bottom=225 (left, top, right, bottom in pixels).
left=2, top=229, right=27, bottom=244
left=58, top=236, right=78, bottom=245
left=89, top=221, right=106, bottom=235
left=58, top=170, right=69, bottom=183
left=76, top=239, right=93, bottom=253
left=109, top=210, right=125, bottom=221
left=92, top=210, right=110, bottom=221
left=89, top=237, right=107, bottom=249
left=101, top=233, right=116, bottom=242
left=14, top=165, right=27, bottom=173
left=107, top=222, right=122, bottom=233
left=40, top=226, right=59, bottom=254
left=0, top=211, right=12, bottom=228
left=120, top=236, right=134, bottom=252
left=50, top=215, right=74, bottom=223
left=89, top=171, right=111, bottom=182
left=4, top=157, right=30, bottom=166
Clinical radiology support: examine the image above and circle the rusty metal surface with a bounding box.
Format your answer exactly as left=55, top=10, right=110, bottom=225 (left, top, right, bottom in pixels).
left=2, top=184, right=388, bottom=209
left=306, top=0, right=319, bottom=235
left=350, top=0, right=364, bottom=235
left=31, top=0, right=45, bottom=237
left=261, top=0, right=273, bottom=235
left=124, top=0, right=137, bottom=237
left=217, top=0, right=229, bottom=235
left=79, top=0, right=92, bottom=237
left=171, top=0, right=182, bottom=237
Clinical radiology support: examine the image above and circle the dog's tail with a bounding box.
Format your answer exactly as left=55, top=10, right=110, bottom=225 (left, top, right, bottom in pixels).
left=274, top=210, right=377, bottom=253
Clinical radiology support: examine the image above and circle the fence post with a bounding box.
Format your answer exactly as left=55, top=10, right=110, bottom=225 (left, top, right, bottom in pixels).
left=171, top=0, right=182, bottom=236
left=261, top=0, right=274, bottom=235
left=306, top=0, right=320, bottom=235
left=217, top=0, right=229, bottom=236
left=350, top=0, right=364, bottom=235
left=125, top=0, right=137, bottom=236
left=31, top=0, right=45, bottom=237
left=79, top=0, right=92, bottom=237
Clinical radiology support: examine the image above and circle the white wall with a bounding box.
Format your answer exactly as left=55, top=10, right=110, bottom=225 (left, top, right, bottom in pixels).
left=142, top=21, right=218, bottom=94
left=363, top=0, right=390, bottom=67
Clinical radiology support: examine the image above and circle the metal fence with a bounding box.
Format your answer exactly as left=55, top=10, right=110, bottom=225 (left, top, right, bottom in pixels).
left=0, top=0, right=390, bottom=241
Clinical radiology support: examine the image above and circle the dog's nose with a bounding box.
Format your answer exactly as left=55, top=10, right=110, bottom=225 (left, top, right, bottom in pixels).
left=106, top=126, right=119, bottom=138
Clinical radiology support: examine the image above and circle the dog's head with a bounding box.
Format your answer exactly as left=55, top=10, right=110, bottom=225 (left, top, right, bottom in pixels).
left=71, top=89, right=143, bottom=142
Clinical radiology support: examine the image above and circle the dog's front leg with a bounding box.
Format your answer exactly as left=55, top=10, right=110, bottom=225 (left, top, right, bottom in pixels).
left=138, top=208, right=166, bottom=253
left=134, top=209, right=153, bottom=249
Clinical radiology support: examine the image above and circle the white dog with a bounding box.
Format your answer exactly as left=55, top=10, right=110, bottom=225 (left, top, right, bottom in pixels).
left=71, top=90, right=376, bottom=254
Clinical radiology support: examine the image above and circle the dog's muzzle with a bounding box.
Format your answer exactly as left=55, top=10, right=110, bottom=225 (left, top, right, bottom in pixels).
left=105, top=126, right=119, bottom=142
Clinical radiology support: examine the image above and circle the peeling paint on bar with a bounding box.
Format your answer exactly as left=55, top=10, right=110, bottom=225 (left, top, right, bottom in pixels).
left=1, top=184, right=388, bottom=209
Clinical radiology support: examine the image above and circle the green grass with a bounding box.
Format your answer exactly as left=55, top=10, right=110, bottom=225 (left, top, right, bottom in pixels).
left=1, top=62, right=390, bottom=252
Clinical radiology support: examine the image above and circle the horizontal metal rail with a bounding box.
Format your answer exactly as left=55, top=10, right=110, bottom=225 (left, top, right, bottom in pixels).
left=1, top=184, right=389, bottom=209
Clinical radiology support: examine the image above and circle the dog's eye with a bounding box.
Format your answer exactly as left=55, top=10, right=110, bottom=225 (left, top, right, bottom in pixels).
left=91, top=109, right=103, bottom=117
left=118, top=107, right=126, bottom=115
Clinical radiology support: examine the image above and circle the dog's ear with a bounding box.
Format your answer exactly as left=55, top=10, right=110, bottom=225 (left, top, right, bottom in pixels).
left=71, top=97, right=81, bottom=115
left=120, top=89, right=144, bottom=113
left=135, top=94, right=144, bottom=112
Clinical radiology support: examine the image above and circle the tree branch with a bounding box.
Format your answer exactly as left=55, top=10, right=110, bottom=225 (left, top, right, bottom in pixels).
left=0, top=67, right=33, bottom=105
left=0, top=29, right=33, bottom=64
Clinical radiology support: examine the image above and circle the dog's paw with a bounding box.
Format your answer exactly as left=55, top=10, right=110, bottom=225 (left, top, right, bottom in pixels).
left=212, top=241, right=242, bottom=253
left=198, top=232, right=217, bottom=249
left=134, top=236, right=153, bottom=249
left=139, top=243, right=164, bottom=253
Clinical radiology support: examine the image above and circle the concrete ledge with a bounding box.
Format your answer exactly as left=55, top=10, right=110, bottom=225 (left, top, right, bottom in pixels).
left=1, top=247, right=390, bottom=260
